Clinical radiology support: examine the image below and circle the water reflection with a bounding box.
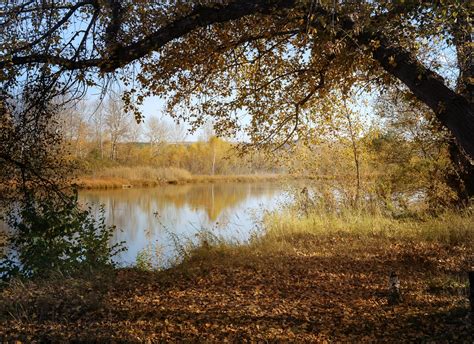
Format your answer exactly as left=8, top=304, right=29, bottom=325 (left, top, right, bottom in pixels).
left=79, top=182, right=291, bottom=265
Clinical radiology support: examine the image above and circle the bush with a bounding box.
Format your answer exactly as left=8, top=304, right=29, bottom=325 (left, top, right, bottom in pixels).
left=0, top=193, right=126, bottom=280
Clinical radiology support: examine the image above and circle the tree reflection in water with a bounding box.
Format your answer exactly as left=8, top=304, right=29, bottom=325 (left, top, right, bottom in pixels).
left=79, top=182, right=291, bottom=266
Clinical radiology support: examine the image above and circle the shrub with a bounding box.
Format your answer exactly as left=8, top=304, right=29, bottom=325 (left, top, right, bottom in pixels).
left=0, top=192, right=126, bottom=280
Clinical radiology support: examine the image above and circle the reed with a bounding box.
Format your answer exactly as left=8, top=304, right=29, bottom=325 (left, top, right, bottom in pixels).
left=262, top=207, right=474, bottom=246
left=75, top=166, right=191, bottom=188
left=75, top=167, right=301, bottom=189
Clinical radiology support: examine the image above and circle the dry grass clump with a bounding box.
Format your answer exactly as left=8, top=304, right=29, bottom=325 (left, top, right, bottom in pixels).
left=263, top=208, right=474, bottom=246
left=93, top=166, right=192, bottom=181
left=190, top=174, right=283, bottom=183
left=75, top=168, right=296, bottom=189
left=75, top=166, right=192, bottom=188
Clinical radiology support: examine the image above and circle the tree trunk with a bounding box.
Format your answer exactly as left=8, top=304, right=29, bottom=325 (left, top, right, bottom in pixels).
left=447, top=12, right=474, bottom=202
left=111, top=139, right=117, bottom=160
left=211, top=145, right=216, bottom=176
left=469, top=271, right=474, bottom=314
left=447, top=141, right=474, bottom=204
left=388, top=271, right=402, bottom=305
left=99, top=132, right=104, bottom=159
left=344, top=103, right=361, bottom=207
left=366, top=36, right=474, bottom=161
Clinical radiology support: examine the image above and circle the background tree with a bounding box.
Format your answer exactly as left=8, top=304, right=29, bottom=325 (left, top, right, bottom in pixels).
left=60, top=101, right=91, bottom=159
left=373, top=89, right=462, bottom=209
left=0, top=96, right=70, bottom=205
left=105, top=94, right=133, bottom=161
left=144, top=116, right=170, bottom=159
left=90, top=100, right=107, bottom=159
left=341, top=99, right=363, bottom=207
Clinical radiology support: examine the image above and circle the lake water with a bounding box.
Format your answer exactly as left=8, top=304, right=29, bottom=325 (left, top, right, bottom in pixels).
left=79, top=182, right=297, bottom=266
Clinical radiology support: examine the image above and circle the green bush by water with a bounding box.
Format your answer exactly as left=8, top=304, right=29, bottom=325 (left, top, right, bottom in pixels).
left=0, top=193, right=126, bottom=280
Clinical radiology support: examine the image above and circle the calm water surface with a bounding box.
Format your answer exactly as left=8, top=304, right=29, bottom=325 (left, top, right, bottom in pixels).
left=79, top=182, right=296, bottom=266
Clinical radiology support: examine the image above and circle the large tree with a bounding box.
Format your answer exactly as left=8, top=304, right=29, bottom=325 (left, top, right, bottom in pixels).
left=0, top=1, right=472, bottom=179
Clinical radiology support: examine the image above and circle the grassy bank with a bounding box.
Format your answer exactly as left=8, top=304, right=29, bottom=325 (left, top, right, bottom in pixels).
left=1, top=210, right=473, bottom=342
left=75, top=166, right=300, bottom=189
left=75, top=166, right=190, bottom=189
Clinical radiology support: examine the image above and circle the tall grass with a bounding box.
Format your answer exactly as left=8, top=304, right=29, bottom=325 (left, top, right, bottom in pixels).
left=189, top=174, right=283, bottom=183
left=76, top=166, right=192, bottom=188
left=141, top=199, right=473, bottom=274
left=76, top=166, right=296, bottom=189
left=263, top=207, right=474, bottom=246
left=92, top=166, right=192, bottom=181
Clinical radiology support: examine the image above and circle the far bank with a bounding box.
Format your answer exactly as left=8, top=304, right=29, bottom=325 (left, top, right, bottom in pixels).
left=74, top=166, right=324, bottom=189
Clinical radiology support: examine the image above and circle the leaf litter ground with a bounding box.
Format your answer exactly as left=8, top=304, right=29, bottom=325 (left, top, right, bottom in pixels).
left=1, top=234, right=472, bottom=342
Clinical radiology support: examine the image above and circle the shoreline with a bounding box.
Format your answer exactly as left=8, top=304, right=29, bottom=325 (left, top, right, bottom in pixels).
left=74, top=174, right=325, bottom=190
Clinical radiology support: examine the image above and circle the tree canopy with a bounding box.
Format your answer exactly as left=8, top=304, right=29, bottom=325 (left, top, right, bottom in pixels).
left=0, top=1, right=472, bottom=159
